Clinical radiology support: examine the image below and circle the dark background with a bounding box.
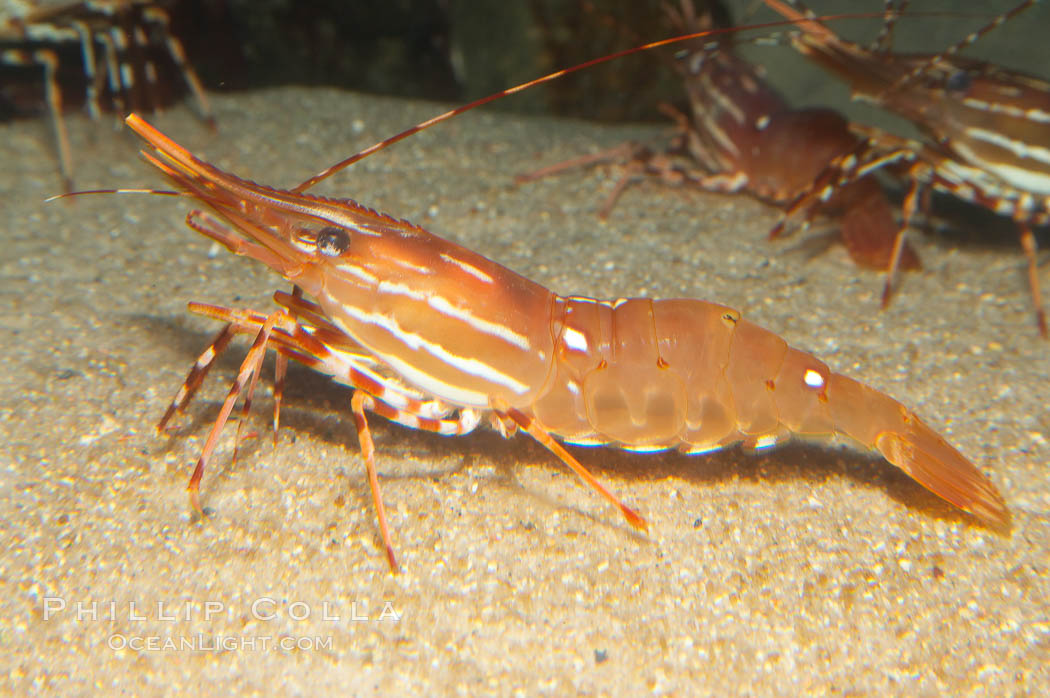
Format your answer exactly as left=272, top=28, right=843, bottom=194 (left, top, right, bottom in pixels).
left=3, top=1, right=1046, bottom=127
left=167, top=0, right=1048, bottom=121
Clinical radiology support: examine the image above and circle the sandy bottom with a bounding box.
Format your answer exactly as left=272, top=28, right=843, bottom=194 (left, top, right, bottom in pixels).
left=1, top=88, right=1048, bottom=695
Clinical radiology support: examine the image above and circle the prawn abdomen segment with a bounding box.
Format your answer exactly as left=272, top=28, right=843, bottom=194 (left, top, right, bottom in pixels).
left=531, top=296, right=1007, bottom=525
left=535, top=297, right=768, bottom=450
left=532, top=297, right=831, bottom=449
left=579, top=298, right=688, bottom=446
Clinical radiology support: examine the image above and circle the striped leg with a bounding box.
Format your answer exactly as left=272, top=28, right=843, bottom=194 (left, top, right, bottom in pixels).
left=791, top=123, right=1050, bottom=336
left=191, top=302, right=484, bottom=572
left=180, top=301, right=460, bottom=427
left=881, top=168, right=925, bottom=308
left=515, top=142, right=653, bottom=220
left=156, top=321, right=238, bottom=432
left=157, top=302, right=333, bottom=438
left=493, top=401, right=648, bottom=532
left=128, top=23, right=161, bottom=115
left=102, top=19, right=145, bottom=115
left=350, top=392, right=485, bottom=573
left=95, top=31, right=127, bottom=116
left=1018, top=224, right=1048, bottom=337
left=350, top=391, right=397, bottom=571
left=182, top=309, right=287, bottom=515
left=515, top=142, right=640, bottom=185
left=770, top=142, right=917, bottom=239
left=166, top=299, right=486, bottom=572
left=70, top=21, right=102, bottom=119
left=770, top=139, right=929, bottom=287
left=1, top=48, right=73, bottom=191
left=142, top=6, right=215, bottom=128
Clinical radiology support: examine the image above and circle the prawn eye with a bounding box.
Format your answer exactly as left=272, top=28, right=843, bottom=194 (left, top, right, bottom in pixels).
left=945, top=70, right=971, bottom=94
left=316, top=226, right=351, bottom=256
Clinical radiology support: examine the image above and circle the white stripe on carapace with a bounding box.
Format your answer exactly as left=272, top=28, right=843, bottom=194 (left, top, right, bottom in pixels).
left=440, top=253, right=494, bottom=284
left=323, top=314, right=490, bottom=405
left=315, top=215, right=383, bottom=236
left=700, top=73, right=745, bottom=125
left=322, top=350, right=422, bottom=404
left=965, top=157, right=1050, bottom=197
left=331, top=301, right=531, bottom=398
left=314, top=341, right=457, bottom=421
left=331, top=262, right=380, bottom=286
left=955, top=129, right=1050, bottom=193
left=962, top=97, right=1050, bottom=124
left=936, top=158, right=982, bottom=186
left=390, top=257, right=434, bottom=275
left=372, top=279, right=531, bottom=351
left=375, top=353, right=489, bottom=407
left=963, top=126, right=1050, bottom=167
left=700, top=114, right=741, bottom=160
left=427, top=295, right=531, bottom=351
